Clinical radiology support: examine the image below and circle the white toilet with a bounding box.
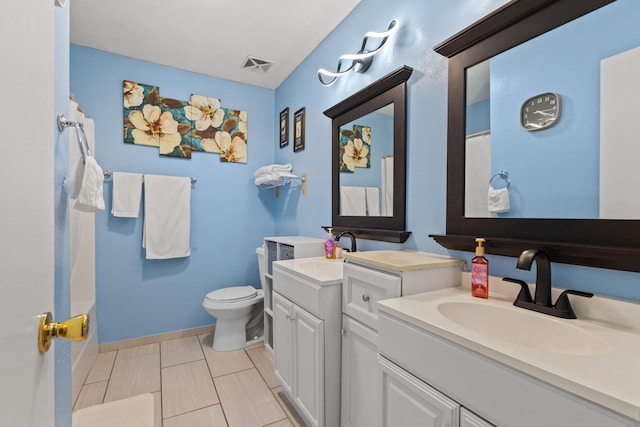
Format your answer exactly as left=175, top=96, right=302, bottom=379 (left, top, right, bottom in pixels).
left=202, top=247, right=266, bottom=351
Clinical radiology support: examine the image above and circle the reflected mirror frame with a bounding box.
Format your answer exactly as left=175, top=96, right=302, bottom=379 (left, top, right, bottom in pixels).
left=324, top=66, right=413, bottom=242
left=432, top=0, right=640, bottom=273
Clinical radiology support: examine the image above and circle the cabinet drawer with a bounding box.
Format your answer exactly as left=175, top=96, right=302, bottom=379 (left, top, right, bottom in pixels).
left=280, top=244, right=295, bottom=260
left=343, top=263, right=401, bottom=331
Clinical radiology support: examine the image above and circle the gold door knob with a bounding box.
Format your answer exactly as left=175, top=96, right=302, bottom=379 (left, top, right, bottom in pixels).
left=38, top=312, right=89, bottom=353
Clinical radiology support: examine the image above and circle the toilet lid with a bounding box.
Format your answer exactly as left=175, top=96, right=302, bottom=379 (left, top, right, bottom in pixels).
left=206, top=286, right=257, bottom=303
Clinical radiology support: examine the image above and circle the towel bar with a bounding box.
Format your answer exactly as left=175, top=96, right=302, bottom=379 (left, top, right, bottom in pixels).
left=102, top=170, right=196, bottom=184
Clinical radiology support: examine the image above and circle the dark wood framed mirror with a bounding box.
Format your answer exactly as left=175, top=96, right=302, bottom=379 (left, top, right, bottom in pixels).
left=431, top=0, right=640, bottom=273
left=324, top=66, right=413, bottom=243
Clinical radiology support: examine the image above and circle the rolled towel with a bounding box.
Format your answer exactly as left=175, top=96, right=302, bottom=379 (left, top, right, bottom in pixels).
left=255, top=171, right=298, bottom=186
left=253, top=163, right=292, bottom=177
left=488, top=185, right=510, bottom=213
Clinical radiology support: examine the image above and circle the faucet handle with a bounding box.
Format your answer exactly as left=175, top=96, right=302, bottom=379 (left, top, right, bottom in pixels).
left=553, top=289, right=593, bottom=319
left=502, top=277, right=533, bottom=303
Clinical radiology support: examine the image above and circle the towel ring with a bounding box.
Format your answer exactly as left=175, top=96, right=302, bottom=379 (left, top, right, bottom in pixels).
left=490, top=170, right=510, bottom=189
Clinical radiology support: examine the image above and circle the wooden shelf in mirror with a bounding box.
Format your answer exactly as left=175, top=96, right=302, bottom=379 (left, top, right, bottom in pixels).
left=323, top=226, right=411, bottom=244
left=431, top=234, right=640, bottom=273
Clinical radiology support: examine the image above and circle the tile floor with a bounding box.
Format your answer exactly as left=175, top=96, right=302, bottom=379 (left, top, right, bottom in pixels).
left=73, top=331, right=306, bottom=427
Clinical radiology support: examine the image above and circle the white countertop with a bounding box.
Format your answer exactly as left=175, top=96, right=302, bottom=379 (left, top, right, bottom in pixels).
left=273, top=256, right=343, bottom=285
left=377, top=273, right=640, bottom=421
left=345, top=250, right=465, bottom=271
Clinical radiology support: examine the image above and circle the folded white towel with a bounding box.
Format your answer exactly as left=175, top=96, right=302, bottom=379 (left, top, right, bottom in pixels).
left=255, top=171, right=298, bottom=186
left=253, top=163, right=292, bottom=177
left=111, top=172, right=143, bottom=218
left=365, top=187, right=380, bottom=216
left=143, top=175, right=191, bottom=259
left=488, top=185, right=510, bottom=213
left=74, top=156, right=105, bottom=212
left=340, top=186, right=367, bottom=216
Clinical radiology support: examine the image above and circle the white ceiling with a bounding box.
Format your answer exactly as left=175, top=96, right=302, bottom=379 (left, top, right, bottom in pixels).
left=70, top=0, right=361, bottom=90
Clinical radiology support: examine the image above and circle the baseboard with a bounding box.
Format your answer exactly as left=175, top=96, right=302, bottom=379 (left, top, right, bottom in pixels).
left=99, top=325, right=215, bottom=353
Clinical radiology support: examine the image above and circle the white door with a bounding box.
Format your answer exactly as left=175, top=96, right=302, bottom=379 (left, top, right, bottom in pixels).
left=0, top=1, right=56, bottom=426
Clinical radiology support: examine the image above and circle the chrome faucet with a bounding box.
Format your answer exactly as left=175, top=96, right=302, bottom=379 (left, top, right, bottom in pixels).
left=335, top=231, right=357, bottom=253
left=503, top=249, right=593, bottom=319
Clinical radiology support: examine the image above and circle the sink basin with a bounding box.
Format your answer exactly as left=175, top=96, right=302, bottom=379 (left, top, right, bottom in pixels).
left=437, top=301, right=609, bottom=355
left=296, top=259, right=344, bottom=277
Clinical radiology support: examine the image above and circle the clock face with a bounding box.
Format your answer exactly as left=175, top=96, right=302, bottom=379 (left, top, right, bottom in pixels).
left=520, top=92, right=562, bottom=131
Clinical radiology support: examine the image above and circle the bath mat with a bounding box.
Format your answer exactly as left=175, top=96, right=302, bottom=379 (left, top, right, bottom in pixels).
left=72, top=393, right=154, bottom=427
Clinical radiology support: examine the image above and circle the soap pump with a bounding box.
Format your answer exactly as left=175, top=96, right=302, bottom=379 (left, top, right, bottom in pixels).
left=325, top=228, right=336, bottom=259
left=471, top=237, right=489, bottom=298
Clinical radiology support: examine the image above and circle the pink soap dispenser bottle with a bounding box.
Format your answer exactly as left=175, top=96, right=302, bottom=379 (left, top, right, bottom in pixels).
left=471, top=238, right=489, bottom=299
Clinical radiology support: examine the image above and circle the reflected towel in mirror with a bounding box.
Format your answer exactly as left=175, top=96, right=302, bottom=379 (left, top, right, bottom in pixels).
left=488, top=186, right=510, bottom=213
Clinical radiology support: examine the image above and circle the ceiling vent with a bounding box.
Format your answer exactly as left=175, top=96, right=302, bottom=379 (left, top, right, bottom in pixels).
left=241, top=56, right=274, bottom=73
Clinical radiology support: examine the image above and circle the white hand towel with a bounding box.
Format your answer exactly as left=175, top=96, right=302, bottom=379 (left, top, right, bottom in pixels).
left=74, top=156, right=105, bottom=212
left=365, top=187, right=380, bottom=216
left=143, top=175, right=191, bottom=260
left=111, top=172, right=143, bottom=217
left=64, top=157, right=85, bottom=199
left=488, top=185, right=510, bottom=213
left=340, top=186, right=367, bottom=216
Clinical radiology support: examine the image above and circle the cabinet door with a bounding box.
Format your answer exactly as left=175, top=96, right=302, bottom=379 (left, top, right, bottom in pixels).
left=341, top=315, right=380, bottom=427
left=293, top=304, right=325, bottom=427
left=460, top=408, right=495, bottom=427
left=273, top=292, right=294, bottom=396
left=379, top=356, right=459, bottom=427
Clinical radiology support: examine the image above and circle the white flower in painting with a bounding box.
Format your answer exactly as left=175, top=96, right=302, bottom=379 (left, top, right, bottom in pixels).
left=123, top=81, right=144, bottom=108
left=128, top=104, right=181, bottom=152
left=185, top=95, right=224, bottom=131
left=343, top=138, right=369, bottom=171
left=215, top=131, right=247, bottom=163
left=361, top=126, right=371, bottom=144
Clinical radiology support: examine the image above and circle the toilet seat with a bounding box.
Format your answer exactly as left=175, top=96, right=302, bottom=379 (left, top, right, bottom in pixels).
left=206, top=285, right=257, bottom=303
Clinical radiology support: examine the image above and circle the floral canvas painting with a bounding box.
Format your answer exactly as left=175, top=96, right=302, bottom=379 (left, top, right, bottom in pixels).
left=157, top=97, right=193, bottom=159
left=122, top=82, right=248, bottom=164
left=123, top=80, right=162, bottom=147
left=217, top=108, right=247, bottom=163
left=186, top=94, right=223, bottom=153
left=339, top=124, right=371, bottom=172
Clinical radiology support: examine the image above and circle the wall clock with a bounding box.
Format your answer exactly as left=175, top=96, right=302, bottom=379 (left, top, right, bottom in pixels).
left=520, top=92, right=562, bottom=131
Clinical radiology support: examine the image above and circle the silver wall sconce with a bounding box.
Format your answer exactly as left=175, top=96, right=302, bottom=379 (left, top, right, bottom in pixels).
left=317, top=19, right=399, bottom=87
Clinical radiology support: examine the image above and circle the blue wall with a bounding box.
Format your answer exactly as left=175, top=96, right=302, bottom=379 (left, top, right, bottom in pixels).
left=70, top=0, right=640, bottom=346
left=70, top=47, right=276, bottom=343
left=272, top=0, right=640, bottom=301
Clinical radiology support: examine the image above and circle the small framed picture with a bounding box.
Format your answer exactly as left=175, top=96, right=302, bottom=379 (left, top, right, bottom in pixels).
left=279, top=107, right=289, bottom=148
left=293, top=107, right=305, bottom=152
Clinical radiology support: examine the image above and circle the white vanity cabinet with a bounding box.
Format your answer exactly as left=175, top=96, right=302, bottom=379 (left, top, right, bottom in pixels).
left=262, top=236, right=324, bottom=353
left=378, top=310, right=637, bottom=427
left=272, top=259, right=342, bottom=427
left=341, top=251, right=465, bottom=427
